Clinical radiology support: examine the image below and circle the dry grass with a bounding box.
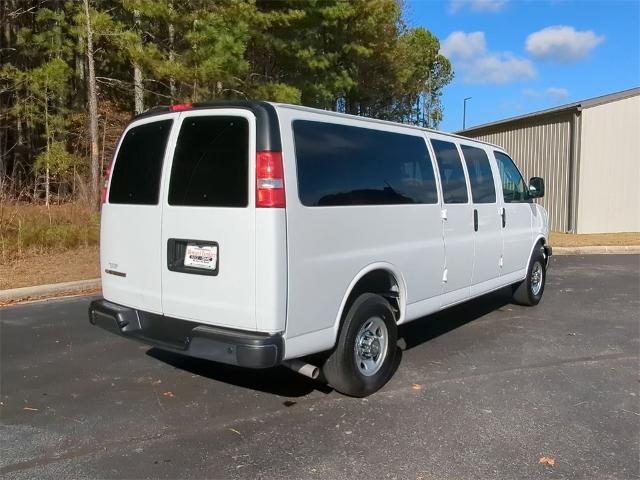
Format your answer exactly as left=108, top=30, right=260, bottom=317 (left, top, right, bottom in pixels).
left=0, top=202, right=99, bottom=264
left=0, top=245, right=100, bottom=290
left=0, top=202, right=100, bottom=289
left=550, top=232, right=640, bottom=247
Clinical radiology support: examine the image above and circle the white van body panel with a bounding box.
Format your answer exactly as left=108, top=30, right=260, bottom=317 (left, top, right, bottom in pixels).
left=100, top=204, right=164, bottom=313
left=532, top=204, right=550, bottom=240
left=282, top=260, right=411, bottom=360
left=277, top=106, right=445, bottom=353
left=159, top=109, right=258, bottom=331
left=254, top=209, right=288, bottom=333
left=100, top=113, right=180, bottom=314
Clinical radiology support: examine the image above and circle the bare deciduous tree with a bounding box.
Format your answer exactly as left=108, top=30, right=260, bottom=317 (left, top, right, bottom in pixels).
left=83, top=0, right=99, bottom=210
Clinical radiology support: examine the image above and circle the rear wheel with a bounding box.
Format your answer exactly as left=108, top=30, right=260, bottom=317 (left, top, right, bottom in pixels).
left=322, top=293, right=398, bottom=397
left=512, top=245, right=546, bottom=306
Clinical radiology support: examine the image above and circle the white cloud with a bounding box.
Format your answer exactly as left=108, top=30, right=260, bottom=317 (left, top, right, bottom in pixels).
left=526, top=26, right=604, bottom=63
left=468, top=54, right=536, bottom=84
left=545, top=87, right=569, bottom=102
left=441, top=31, right=536, bottom=84
left=440, top=31, right=487, bottom=59
left=523, top=87, right=569, bottom=103
left=449, top=0, right=508, bottom=13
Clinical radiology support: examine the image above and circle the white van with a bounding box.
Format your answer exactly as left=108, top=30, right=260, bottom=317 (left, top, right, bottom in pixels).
left=89, top=101, right=551, bottom=397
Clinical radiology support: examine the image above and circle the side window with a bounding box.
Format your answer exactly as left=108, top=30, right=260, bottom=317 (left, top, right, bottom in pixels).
left=494, top=151, right=527, bottom=203
left=430, top=139, right=469, bottom=204
left=293, top=121, right=438, bottom=206
left=109, top=120, right=173, bottom=205
left=169, top=116, right=248, bottom=207
left=461, top=145, right=496, bottom=203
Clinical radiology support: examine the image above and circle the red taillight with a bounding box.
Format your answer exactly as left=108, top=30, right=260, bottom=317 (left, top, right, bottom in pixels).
left=101, top=163, right=112, bottom=204
left=170, top=102, right=192, bottom=112
left=256, top=151, right=285, bottom=208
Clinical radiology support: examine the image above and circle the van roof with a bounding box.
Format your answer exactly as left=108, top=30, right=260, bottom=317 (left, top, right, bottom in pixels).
left=272, top=102, right=503, bottom=150
left=133, top=101, right=504, bottom=151
left=134, top=101, right=282, bottom=151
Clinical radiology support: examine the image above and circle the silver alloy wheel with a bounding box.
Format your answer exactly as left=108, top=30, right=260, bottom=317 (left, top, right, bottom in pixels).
left=354, top=316, right=388, bottom=376
left=531, top=261, right=543, bottom=296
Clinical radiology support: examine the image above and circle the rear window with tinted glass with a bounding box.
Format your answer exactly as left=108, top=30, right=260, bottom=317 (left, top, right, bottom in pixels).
left=293, top=120, right=438, bottom=206
left=109, top=120, right=173, bottom=205
left=169, top=116, right=248, bottom=207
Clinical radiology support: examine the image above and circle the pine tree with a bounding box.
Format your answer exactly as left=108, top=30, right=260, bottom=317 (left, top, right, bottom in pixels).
left=0, top=0, right=455, bottom=204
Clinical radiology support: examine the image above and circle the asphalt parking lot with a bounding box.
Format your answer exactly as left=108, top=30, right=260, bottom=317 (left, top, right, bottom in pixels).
left=1, top=255, right=639, bottom=479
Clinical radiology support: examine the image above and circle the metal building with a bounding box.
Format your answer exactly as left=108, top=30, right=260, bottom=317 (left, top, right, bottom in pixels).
left=458, top=87, right=640, bottom=233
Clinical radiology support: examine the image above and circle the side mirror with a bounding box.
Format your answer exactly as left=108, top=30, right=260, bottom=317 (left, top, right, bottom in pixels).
left=528, top=177, right=545, bottom=198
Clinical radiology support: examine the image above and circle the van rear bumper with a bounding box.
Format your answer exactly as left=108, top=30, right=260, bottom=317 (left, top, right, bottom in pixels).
left=88, top=298, right=283, bottom=369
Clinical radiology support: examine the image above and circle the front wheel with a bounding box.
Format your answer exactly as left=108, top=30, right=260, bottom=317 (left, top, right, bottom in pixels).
left=322, top=293, right=398, bottom=397
left=512, top=245, right=546, bottom=306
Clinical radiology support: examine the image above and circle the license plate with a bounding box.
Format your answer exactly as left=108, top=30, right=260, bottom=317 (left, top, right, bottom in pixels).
left=184, top=244, right=218, bottom=270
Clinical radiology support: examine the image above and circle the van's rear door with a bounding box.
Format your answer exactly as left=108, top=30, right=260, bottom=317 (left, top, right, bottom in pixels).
left=101, top=114, right=178, bottom=313
left=160, top=109, right=257, bottom=331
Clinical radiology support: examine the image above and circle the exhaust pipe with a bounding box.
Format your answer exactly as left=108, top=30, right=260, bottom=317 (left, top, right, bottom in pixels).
left=283, top=359, right=320, bottom=380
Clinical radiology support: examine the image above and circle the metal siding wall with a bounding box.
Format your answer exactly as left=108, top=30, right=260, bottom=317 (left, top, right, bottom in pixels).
left=463, top=113, right=573, bottom=232
left=577, top=95, right=640, bottom=233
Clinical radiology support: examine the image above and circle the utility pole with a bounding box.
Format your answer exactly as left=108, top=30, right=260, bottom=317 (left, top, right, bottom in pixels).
left=463, top=97, right=472, bottom=130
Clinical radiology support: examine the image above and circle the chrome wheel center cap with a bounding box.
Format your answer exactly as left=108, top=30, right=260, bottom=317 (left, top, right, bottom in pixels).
left=358, top=332, right=380, bottom=359
left=354, top=316, right=388, bottom=377
left=531, top=261, right=543, bottom=295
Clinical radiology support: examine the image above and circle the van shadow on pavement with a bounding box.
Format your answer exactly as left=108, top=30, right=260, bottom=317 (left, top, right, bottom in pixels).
left=146, top=347, right=330, bottom=397
left=146, top=287, right=513, bottom=397
left=398, top=286, right=512, bottom=350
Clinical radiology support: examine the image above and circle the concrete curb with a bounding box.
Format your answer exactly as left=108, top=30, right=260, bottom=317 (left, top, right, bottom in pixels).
left=0, top=278, right=101, bottom=303
left=553, top=245, right=640, bottom=255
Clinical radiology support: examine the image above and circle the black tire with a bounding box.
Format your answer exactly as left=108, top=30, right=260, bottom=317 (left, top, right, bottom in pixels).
left=512, top=244, right=546, bottom=306
left=322, top=293, right=398, bottom=397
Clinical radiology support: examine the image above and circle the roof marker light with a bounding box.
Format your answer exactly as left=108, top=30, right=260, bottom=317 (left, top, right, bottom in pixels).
left=170, top=102, right=193, bottom=112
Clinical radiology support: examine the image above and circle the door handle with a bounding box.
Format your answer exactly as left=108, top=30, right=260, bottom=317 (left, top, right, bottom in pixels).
left=473, top=209, right=478, bottom=232
left=501, top=207, right=506, bottom=228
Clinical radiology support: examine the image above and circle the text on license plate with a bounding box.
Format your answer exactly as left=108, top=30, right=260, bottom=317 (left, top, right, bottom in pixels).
left=184, top=244, right=218, bottom=270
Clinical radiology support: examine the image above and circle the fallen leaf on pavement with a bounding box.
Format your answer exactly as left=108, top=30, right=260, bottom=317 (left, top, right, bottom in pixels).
left=162, top=391, right=175, bottom=398
left=412, top=383, right=422, bottom=390
left=539, top=456, right=555, bottom=466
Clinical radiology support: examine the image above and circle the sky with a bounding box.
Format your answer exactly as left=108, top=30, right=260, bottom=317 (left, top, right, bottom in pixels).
left=407, top=0, right=640, bottom=132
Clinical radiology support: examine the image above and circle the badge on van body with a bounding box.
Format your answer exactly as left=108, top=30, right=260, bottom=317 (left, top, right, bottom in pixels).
left=184, top=244, right=218, bottom=270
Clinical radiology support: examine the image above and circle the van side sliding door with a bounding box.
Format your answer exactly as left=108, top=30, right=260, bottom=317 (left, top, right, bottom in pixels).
left=429, top=137, right=474, bottom=306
